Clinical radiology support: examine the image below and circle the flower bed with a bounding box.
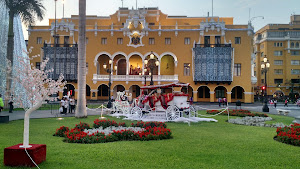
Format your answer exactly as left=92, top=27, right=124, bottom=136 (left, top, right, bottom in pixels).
left=207, top=109, right=268, bottom=117
left=53, top=119, right=172, bottom=144
left=275, top=123, right=300, bottom=146
left=228, top=116, right=285, bottom=128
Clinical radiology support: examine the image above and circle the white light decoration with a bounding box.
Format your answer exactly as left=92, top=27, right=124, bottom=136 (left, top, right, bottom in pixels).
left=144, top=59, right=148, bottom=65
left=263, top=57, right=267, bottom=63
left=155, top=60, right=160, bottom=66
left=266, top=62, right=270, bottom=68
left=103, top=63, right=107, bottom=69
left=150, top=53, right=155, bottom=59
left=114, top=65, right=118, bottom=70
left=261, top=64, right=265, bottom=69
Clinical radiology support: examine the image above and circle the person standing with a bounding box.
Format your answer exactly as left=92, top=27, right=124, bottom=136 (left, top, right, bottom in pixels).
left=8, top=95, right=13, bottom=113
left=64, top=97, right=69, bottom=114
left=0, top=94, right=4, bottom=112
left=223, top=97, right=227, bottom=107
left=61, top=97, right=67, bottom=114
left=69, top=96, right=76, bottom=114
left=284, top=99, right=288, bottom=107
left=274, top=99, right=277, bottom=108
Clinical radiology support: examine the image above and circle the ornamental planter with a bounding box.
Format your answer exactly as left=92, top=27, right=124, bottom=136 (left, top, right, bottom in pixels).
left=4, top=144, right=46, bottom=167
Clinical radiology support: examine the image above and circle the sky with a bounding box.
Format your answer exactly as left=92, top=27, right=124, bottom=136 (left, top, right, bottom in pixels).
left=23, top=0, right=300, bottom=40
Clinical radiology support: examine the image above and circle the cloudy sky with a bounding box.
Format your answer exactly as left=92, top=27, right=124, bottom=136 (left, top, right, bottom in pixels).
left=23, top=0, right=300, bottom=39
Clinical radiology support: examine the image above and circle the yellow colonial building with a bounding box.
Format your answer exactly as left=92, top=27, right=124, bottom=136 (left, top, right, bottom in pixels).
left=28, top=7, right=255, bottom=103
left=254, top=15, right=300, bottom=101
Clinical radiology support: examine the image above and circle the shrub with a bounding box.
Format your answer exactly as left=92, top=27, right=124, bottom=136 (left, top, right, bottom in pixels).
left=207, top=109, right=268, bottom=117
left=93, top=119, right=126, bottom=129
left=54, top=119, right=172, bottom=144
left=53, top=126, right=69, bottom=137
left=74, top=122, right=90, bottom=131
left=276, top=123, right=300, bottom=146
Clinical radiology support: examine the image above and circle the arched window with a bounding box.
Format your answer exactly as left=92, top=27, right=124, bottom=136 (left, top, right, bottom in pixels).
left=296, top=42, right=299, bottom=48
left=291, top=42, right=295, bottom=48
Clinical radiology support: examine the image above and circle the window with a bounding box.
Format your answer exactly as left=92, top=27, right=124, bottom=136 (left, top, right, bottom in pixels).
left=291, top=79, right=300, bottom=83
left=101, top=38, right=107, bottom=44
left=274, top=69, right=283, bottom=75
left=149, top=38, right=155, bottom=45
left=54, top=36, right=59, bottom=46
left=184, top=63, right=190, bottom=76
left=235, top=37, right=241, bottom=44
left=215, top=36, right=221, bottom=46
left=184, top=37, right=190, bottom=45
left=274, top=42, right=276, bottom=47
left=291, top=42, right=295, bottom=48
left=261, top=52, right=264, bottom=57
left=274, top=79, right=283, bottom=84
left=36, top=62, right=40, bottom=70
left=277, top=43, right=280, bottom=47
left=291, top=51, right=300, bottom=55
left=165, top=38, right=171, bottom=45
left=64, top=36, right=69, bottom=47
left=234, top=63, right=241, bottom=76
left=254, top=71, right=256, bottom=76
left=280, top=43, right=283, bottom=47
left=274, top=60, right=283, bottom=65
left=296, top=42, right=300, bottom=48
left=291, top=60, right=300, bottom=65
left=260, top=44, right=264, bottom=49
left=261, top=79, right=264, bottom=83
left=37, top=37, right=42, bottom=44
left=274, top=51, right=283, bottom=56
left=149, top=23, right=155, bottom=26
left=204, top=36, right=210, bottom=47
left=117, top=38, right=123, bottom=45
left=291, top=69, right=300, bottom=75
left=86, top=62, right=88, bottom=74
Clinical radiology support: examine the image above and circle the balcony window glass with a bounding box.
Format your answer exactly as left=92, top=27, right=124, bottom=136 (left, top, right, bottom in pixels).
left=291, top=51, right=300, bottom=56
left=149, top=38, right=155, bottom=45
left=37, top=37, right=42, bottom=44
left=291, top=42, right=295, bottom=48
left=235, top=37, right=241, bottom=44
left=117, top=38, right=123, bottom=45
left=274, top=69, right=283, bottom=75
left=215, top=36, right=221, bottom=46
left=165, top=38, right=171, bottom=45
left=184, top=63, right=190, bottom=76
left=184, top=37, right=190, bottom=45
left=296, top=42, right=300, bottom=48
left=291, top=69, right=300, bottom=75
left=234, top=63, right=241, bottom=76
left=274, top=51, right=283, bottom=56
left=291, top=60, right=300, bottom=65
left=101, top=38, right=107, bottom=44
left=204, top=36, right=210, bottom=47
left=274, top=60, right=283, bottom=65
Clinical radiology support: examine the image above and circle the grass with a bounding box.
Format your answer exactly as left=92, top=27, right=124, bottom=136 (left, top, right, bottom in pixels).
left=0, top=113, right=299, bottom=169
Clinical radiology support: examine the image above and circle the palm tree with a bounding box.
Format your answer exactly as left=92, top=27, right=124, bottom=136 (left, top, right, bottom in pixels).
left=75, top=0, right=87, bottom=118
left=2, top=0, right=45, bottom=98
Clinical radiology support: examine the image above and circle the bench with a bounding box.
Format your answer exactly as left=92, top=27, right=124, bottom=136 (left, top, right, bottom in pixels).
left=277, top=109, right=290, bottom=116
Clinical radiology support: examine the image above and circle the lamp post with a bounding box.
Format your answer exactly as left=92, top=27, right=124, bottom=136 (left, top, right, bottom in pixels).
left=103, top=60, right=117, bottom=108
left=144, top=51, right=159, bottom=85
left=62, top=0, right=65, bottom=19
left=139, top=68, right=151, bottom=86
left=261, top=55, right=270, bottom=112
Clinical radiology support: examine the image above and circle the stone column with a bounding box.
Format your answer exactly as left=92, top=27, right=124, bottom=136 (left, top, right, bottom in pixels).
left=193, top=91, right=198, bottom=102
left=210, top=91, right=215, bottom=103
left=226, top=92, right=232, bottom=103
left=244, top=92, right=253, bottom=103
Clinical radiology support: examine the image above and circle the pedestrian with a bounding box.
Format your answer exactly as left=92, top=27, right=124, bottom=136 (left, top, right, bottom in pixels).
left=284, top=99, right=288, bottom=107
left=60, top=97, right=67, bottom=114
left=274, top=99, right=277, bottom=108
left=8, top=95, right=13, bottom=113
left=0, top=94, right=4, bottom=112
left=189, top=96, right=193, bottom=105
left=223, top=97, right=227, bottom=107
left=69, top=96, right=76, bottom=114
left=64, top=96, right=69, bottom=114
left=218, top=98, right=222, bottom=107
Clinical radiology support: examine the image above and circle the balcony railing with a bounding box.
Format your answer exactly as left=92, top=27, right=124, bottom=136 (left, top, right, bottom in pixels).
left=195, top=44, right=232, bottom=48
left=43, top=43, right=78, bottom=47
left=92, top=74, right=179, bottom=83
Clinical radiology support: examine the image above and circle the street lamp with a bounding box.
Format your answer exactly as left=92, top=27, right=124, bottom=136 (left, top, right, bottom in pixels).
left=139, top=68, right=151, bottom=86
left=103, top=59, right=117, bottom=108
left=144, top=51, right=159, bottom=85
left=261, top=55, right=270, bottom=112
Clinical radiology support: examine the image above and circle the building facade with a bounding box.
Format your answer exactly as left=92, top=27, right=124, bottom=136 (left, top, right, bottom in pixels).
left=28, top=7, right=254, bottom=103
left=254, top=15, right=300, bottom=101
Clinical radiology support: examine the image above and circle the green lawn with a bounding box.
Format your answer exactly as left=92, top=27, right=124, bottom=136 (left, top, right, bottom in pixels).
left=0, top=113, right=299, bottom=169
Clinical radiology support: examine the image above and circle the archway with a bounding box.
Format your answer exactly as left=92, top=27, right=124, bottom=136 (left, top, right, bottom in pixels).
left=97, top=54, right=111, bottom=75
left=160, top=55, right=175, bottom=75
left=144, top=55, right=158, bottom=75
left=113, top=85, right=125, bottom=99
left=215, top=86, right=227, bottom=99
left=86, top=85, right=91, bottom=100
left=231, top=86, right=245, bottom=102
left=129, top=85, right=141, bottom=98
left=129, top=55, right=143, bottom=75
left=97, top=84, right=109, bottom=100
left=63, top=84, right=75, bottom=98
left=114, top=54, right=127, bottom=75
left=197, top=86, right=210, bottom=102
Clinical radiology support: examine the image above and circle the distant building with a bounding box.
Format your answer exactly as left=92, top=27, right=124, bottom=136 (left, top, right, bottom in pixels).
left=254, top=15, right=300, bottom=101
left=28, top=7, right=254, bottom=103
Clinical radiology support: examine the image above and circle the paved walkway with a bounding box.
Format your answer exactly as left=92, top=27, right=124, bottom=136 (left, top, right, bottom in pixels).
left=0, top=102, right=299, bottom=122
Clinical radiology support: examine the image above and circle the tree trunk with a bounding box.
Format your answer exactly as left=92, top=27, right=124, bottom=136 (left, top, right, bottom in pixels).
left=5, top=11, right=14, bottom=100
left=20, top=100, right=43, bottom=148
left=75, top=0, right=87, bottom=118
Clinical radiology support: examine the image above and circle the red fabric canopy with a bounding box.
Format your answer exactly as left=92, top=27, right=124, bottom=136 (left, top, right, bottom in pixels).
left=140, top=83, right=190, bottom=90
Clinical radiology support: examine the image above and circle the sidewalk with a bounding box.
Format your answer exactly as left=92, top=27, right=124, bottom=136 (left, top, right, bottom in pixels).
left=0, top=102, right=299, bottom=122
